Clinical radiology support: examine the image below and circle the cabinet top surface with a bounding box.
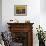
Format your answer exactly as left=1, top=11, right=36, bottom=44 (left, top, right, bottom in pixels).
left=7, top=23, right=34, bottom=25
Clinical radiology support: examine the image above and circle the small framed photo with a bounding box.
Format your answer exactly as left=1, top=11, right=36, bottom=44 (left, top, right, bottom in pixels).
left=14, top=5, right=27, bottom=16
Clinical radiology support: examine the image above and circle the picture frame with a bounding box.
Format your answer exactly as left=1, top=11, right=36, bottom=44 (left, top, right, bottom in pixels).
left=14, top=5, right=27, bottom=16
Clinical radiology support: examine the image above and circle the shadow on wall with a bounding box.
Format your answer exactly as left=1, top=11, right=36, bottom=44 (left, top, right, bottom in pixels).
left=0, top=0, right=2, bottom=32
left=0, top=16, right=2, bottom=32
left=40, top=0, right=46, bottom=13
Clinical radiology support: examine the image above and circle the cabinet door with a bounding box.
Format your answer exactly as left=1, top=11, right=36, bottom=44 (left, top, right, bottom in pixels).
left=11, top=32, right=28, bottom=46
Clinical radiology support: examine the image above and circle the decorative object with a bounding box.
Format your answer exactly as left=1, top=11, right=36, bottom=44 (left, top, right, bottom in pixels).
left=25, top=20, right=30, bottom=23
left=14, top=5, right=27, bottom=16
left=8, top=19, right=19, bottom=23
left=36, top=25, right=45, bottom=46
left=1, top=31, right=12, bottom=46
left=0, top=32, right=5, bottom=46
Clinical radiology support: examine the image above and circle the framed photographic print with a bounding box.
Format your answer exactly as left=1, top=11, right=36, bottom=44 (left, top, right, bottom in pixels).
left=14, top=5, right=27, bottom=16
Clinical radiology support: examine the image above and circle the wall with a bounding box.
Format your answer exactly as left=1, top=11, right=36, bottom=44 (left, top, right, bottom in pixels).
left=40, top=0, right=46, bottom=13
left=2, top=0, right=46, bottom=33
left=40, top=0, right=46, bottom=32
left=2, top=0, right=41, bottom=46
left=2, top=0, right=40, bottom=30
left=40, top=0, right=46, bottom=46
left=0, top=0, right=2, bottom=32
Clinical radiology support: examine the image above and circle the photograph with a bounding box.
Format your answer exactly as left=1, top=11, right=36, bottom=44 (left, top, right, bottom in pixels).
left=14, top=5, right=27, bottom=16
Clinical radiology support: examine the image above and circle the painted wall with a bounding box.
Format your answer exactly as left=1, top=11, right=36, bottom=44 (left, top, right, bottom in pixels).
left=2, top=0, right=46, bottom=46
left=0, top=0, right=2, bottom=32
left=2, top=0, right=40, bottom=46
left=40, top=0, right=46, bottom=32
left=40, top=0, right=46, bottom=13
left=2, top=0, right=40, bottom=30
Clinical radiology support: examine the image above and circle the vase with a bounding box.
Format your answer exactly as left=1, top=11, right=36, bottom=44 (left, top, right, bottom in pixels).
left=39, top=40, right=45, bottom=46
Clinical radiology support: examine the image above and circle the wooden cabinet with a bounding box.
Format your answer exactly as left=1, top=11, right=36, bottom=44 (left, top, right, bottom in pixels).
left=7, top=23, right=34, bottom=46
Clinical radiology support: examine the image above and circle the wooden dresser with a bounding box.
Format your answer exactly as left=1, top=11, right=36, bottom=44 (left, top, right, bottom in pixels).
left=7, top=23, right=34, bottom=46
